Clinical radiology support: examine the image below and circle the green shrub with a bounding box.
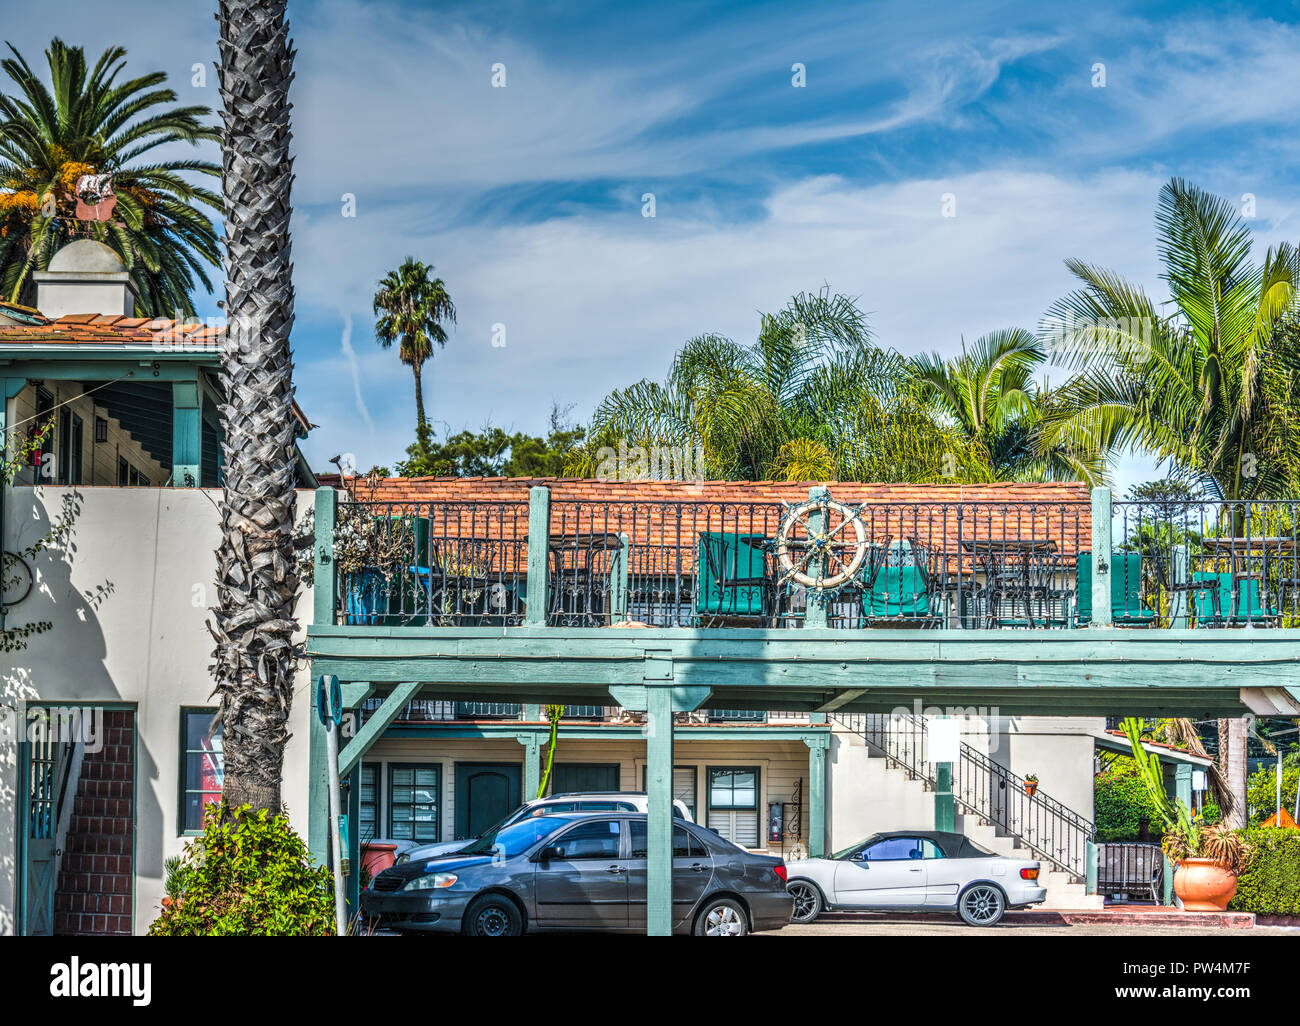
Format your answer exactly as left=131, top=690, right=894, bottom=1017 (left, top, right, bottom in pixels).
left=150, top=802, right=336, bottom=936
left=1200, top=802, right=1222, bottom=826
left=1246, top=766, right=1298, bottom=825
left=1095, top=766, right=1164, bottom=842
left=1228, top=828, right=1300, bottom=916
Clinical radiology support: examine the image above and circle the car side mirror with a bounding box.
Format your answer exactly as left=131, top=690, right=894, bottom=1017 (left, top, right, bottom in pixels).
left=537, top=845, right=563, bottom=862
left=851, top=850, right=867, bottom=862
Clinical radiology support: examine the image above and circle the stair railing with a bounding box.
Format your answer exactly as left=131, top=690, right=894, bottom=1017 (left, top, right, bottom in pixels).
left=832, top=712, right=1094, bottom=879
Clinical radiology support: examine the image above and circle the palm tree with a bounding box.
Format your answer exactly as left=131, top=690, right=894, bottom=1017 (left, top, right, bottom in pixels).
left=567, top=288, right=991, bottom=482
left=0, top=38, right=221, bottom=314
left=908, top=328, right=1104, bottom=483
left=373, top=257, right=456, bottom=440
left=1042, top=178, right=1300, bottom=828
left=210, top=0, right=299, bottom=814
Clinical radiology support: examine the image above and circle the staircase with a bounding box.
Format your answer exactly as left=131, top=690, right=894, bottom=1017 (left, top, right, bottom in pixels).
left=832, top=712, right=1102, bottom=910
left=53, top=710, right=134, bottom=936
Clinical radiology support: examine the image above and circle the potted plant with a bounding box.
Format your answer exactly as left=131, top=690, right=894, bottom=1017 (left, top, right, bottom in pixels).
left=1122, top=719, right=1253, bottom=911
left=1024, top=774, right=1038, bottom=797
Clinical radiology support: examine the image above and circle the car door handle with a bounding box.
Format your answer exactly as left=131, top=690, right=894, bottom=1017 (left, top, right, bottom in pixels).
left=689, top=863, right=707, bottom=873
left=605, top=864, right=625, bottom=874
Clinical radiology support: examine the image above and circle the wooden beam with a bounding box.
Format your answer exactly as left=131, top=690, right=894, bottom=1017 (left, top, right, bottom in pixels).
left=338, top=681, right=421, bottom=776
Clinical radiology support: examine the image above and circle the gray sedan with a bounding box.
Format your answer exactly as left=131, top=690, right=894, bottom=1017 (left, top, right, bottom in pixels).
left=361, top=812, right=792, bottom=936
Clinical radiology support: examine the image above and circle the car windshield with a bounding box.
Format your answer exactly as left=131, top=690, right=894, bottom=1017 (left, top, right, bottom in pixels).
left=458, top=815, right=576, bottom=859
left=832, top=834, right=880, bottom=860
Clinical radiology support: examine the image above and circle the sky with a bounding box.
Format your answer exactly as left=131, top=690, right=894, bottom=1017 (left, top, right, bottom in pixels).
left=8, top=0, right=1300, bottom=491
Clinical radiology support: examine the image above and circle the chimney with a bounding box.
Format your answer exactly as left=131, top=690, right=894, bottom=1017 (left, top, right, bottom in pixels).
left=33, top=239, right=136, bottom=318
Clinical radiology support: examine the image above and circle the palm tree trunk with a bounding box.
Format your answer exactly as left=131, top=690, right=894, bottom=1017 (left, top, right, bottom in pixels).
left=211, top=0, right=300, bottom=814
left=1218, top=717, right=1249, bottom=828
left=412, top=360, right=428, bottom=438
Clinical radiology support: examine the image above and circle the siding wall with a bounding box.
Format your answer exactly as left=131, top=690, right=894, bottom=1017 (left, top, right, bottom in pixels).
left=363, top=736, right=815, bottom=856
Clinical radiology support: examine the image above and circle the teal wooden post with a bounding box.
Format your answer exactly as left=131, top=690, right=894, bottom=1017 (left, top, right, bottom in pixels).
left=804, top=486, right=830, bottom=629
left=1090, top=487, right=1113, bottom=628
left=934, top=761, right=956, bottom=832
left=313, top=487, right=337, bottom=628
left=610, top=532, right=630, bottom=621
left=1168, top=544, right=1189, bottom=628
left=1175, top=762, right=1193, bottom=811
left=523, top=704, right=542, bottom=721
left=645, top=684, right=674, bottom=936
left=518, top=731, right=541, bottom=799
left=804, top=735, right=828, bottom=857
left=1163, top=854, right=1175, bottom=906
left=524, top=486, right=551, bottom=626
left=1085, top=840, right=1099, bottom=895
left=308, top=675, right=335, bottom=865
left=171, top=379, right=201, bottom=486
left=0, top=376, right=27, bottom=632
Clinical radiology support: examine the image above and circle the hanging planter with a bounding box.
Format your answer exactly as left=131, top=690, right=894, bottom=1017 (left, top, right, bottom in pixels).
left=1024, top=774, right=1039, bottom=797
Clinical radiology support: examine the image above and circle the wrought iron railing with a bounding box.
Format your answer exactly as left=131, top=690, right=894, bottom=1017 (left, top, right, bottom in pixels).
left=1096, top=841, right=1164, bottom=902
left=833, top=711, right=1095, bottom=879
left=1112, top=498, right=1300, bottom=627
left=359, top=697, right=800, bottom=725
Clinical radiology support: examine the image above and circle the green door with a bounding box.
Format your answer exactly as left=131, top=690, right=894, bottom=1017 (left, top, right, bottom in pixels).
left=551, top=763, right=619, bottom=794
left=455, top=763, right=522, bottom=840
left=19, top=729, right=61, bottom=936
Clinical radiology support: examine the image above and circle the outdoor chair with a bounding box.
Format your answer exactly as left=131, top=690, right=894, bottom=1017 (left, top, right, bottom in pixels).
left=1190, top=571, right=1279, bottom=627
left=1074, top=551, right=1158, bottom=627
left=863, top=539, right=943, bottom=626
left=695, top=531, right=772, bottom=623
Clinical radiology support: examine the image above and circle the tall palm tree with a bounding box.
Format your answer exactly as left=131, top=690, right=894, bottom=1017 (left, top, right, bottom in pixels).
left=373, top=257, right=456, bottom=440
left=567, top=288, right=991, bottom=482
left=909, top=329, right=1104, bottom=483
left=1041, top=178, right=1300, bottom=828
left=0, top=38, right=221, bottom=314
left=210, top=0, right=299, bottom=814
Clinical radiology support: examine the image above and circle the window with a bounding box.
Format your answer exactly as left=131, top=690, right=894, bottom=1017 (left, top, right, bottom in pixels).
left=95, top=416, right=108, bottom=443
left=388, top=765, right=440, bottom=842
left=118, top=456, right=129, bottom=486
left=628, top=821, right=707, bottom=859
left=706, top=766, right=759, bottom=848
left=641, top=765, right=698, bottom=818
left=550, top=818, right=621, bottom=860
left=180, top=709, right=223, bottom=833
left=57, top=411, right=82, bottom=485
left=358, top=764, right=379, bottom=843
left=921, top=839, right=945, bottom=859
left=30, top=387, right=54, bottom=476
left=532, top=800, right=635, bottom=815
left=862, top=836, right=926, bottom=861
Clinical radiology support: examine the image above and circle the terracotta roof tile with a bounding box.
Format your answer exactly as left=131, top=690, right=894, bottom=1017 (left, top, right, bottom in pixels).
left=0, top=313, right=223, bottom=350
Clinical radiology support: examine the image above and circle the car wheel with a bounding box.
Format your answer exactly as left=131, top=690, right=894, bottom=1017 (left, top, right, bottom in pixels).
left=958, top=884, right=1006, bottom=926
left=463, top=894, right=523, bottom=937
left=694, top=898, right=749, bottom=937
left=786, top=881, right=823, bottom=924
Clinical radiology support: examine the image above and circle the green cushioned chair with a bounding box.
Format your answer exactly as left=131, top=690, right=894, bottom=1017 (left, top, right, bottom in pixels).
left=1190, top=571, right=1278, bottom=626
left=696, top=531, right=770, bottom=618
left=1075, top=551, right=1157, bottom=627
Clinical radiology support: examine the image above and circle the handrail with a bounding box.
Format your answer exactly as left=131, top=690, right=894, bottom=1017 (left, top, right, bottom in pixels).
left=832, top=711, right=1094, bottom=879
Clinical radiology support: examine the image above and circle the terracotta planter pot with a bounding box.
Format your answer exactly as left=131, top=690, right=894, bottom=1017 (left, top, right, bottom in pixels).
left=1173, top=858, right=1238, bottom=911
left=1024, top=782, right=1038, bottom=797
left=361, top=842, right=399, bottom=879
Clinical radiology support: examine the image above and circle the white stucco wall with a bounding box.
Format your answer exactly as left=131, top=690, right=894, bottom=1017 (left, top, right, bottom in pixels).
left=0, top=486, right=315, bottom=935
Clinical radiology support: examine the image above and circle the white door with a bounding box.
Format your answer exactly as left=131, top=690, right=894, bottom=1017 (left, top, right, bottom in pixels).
left=833, top=836, right=928, bottom=907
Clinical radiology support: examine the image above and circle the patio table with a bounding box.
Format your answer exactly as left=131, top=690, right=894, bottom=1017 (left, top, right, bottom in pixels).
left=958, top=539, right=1063, bottom=628
left=547, top=532, right=624, bottom=625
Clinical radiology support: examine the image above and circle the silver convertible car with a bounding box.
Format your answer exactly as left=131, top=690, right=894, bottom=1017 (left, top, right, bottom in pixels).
left=784, top=830, right=1046, bottom=926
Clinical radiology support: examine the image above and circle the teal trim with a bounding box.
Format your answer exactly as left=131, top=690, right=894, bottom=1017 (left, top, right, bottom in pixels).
left=516, top=733, right=541, bottom=799
left=178, top=706, right=220, bottom=836
left=524, top=486, right=550, bottom=625
left=1085, top=841, right=1099, bottom=895
left=0, top=375, right=27, bottom=631
left=934, top=762, right=955, bottom=831
left=454, top=762, right=522, bottom=839
left=1090, top=487, right=1112, bottom=628
left=312, top=488, right=337, bottom=628
left=645, top=685, right=674, bottom=936
left=803, top=734, right=828, bottom=857
left=170, top=379, right=200, bottom=487
left=338, top=681, right=421, bottom=776
left=1163, top=854, right=1175, bottom=907
left=381, top=722, right=827, bottom=743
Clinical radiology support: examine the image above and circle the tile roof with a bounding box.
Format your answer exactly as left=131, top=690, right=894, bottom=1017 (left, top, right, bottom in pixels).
left=0, top=312, right=222, bottom=350
left=340, top=477, right=1093, bottom=571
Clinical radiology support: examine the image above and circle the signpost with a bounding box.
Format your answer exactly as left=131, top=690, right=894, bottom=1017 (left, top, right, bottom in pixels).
left=317, top=674, right=348, bottom=936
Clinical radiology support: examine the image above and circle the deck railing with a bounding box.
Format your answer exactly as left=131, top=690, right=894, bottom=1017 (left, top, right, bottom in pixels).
left=359, top=697, right=809, bottom=726
left=323, top=488, right=1300, bottom=632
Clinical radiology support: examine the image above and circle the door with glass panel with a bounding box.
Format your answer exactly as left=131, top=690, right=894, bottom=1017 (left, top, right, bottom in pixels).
left=388, top=765, right=440, bottom=845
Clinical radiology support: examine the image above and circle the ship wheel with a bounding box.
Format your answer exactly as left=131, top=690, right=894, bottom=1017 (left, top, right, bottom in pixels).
left=774, top=498, right=868, bottom=589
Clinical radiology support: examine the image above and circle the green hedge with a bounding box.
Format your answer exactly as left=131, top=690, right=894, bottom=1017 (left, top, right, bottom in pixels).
left=1228, top=828, right=1300, bottom=916
left=1095, top=770, right=1164, bottom=842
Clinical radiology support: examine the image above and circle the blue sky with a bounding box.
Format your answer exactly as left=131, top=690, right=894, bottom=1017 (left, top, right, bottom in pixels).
left=9, top=0, right=1300, bottom=489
